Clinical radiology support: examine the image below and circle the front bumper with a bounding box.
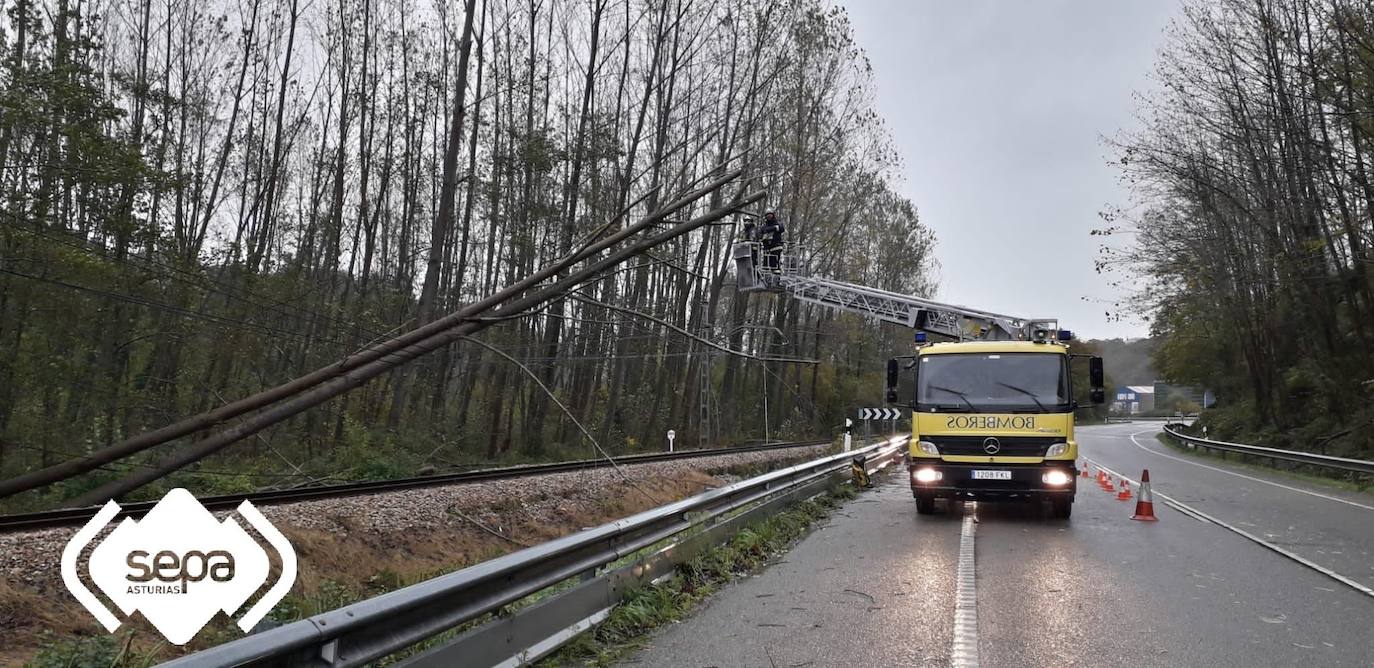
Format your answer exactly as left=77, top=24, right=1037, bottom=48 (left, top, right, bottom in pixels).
left=908, top=462, right=1077, bottom=500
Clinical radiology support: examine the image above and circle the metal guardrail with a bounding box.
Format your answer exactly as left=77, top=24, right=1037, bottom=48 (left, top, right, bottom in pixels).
left=1106, top=414, right=1199, bottom=423
left=0, top=440, right=830, bottom=532
left=1162, top=425, right=1374, bottom=475
left=160, top=437, right=908, bottom=668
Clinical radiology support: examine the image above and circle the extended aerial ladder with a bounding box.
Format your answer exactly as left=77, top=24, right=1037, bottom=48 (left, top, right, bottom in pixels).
left=732, top=241, right=1059, bottom=341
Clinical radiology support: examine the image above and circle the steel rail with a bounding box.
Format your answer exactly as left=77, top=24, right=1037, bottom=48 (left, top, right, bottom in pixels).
left=0, top=440, right=830, bottom=532
left=158, top=437, right=908, bottom=668
left=1162, top=425, right=1374, bottom=475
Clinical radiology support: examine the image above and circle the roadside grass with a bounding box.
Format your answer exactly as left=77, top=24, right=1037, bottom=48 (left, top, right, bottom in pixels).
left=26, top=635, right=145, bottom=668
left=1154, top=432, right=1374, bottom=496
left=539, top=484, right=860, bottom=667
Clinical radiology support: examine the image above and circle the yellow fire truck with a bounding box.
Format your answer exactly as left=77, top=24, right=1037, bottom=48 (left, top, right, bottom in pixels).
left=891, top=332, right=1104, bottom=518
left=733, top=237, right=1105, bottom=518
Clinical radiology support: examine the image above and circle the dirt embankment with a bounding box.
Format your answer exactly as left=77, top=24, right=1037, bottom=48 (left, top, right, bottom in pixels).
left=0, top=446, right=829, bottom=665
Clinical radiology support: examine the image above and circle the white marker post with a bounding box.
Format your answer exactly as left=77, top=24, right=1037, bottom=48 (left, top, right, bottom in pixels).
left=667, top=429, right=676, bottom=453
left=844, top=418, right=853, bottom=452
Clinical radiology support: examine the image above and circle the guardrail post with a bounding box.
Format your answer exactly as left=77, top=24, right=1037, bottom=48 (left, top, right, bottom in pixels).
left=321, top=640, right=340, bottom=665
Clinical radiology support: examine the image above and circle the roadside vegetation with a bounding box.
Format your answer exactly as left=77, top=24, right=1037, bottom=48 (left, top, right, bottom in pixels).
left=541, top=485, right=858, bottom=666
left=1105, top=0, right=1374, bottom=459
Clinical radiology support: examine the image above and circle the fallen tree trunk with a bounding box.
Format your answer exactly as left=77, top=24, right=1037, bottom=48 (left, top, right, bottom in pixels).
left=0, top=170, right=743, bottom=501
left=68, top=188, right=767, bottom=506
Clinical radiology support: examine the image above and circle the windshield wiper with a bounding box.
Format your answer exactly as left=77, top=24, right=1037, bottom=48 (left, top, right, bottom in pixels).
left=995, top=382, right=1048, bottom=413
left=929, top=385, right=982, bottom=413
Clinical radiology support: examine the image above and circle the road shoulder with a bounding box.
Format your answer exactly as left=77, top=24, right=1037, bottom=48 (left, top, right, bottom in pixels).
left=620, top=475, right=959, bottom=668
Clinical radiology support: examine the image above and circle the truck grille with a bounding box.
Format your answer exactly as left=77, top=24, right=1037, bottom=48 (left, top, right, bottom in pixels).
left=930, top=435, right=1060, bottom=457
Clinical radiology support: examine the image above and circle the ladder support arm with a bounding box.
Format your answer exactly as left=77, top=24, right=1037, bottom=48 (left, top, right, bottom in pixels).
left=732, top=242, right=1052, bottom=341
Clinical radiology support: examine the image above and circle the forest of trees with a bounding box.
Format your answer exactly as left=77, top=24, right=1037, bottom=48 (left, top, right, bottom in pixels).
left=0, top=0, right=936, bottom=507
left=1108, top=0, right=1374, bottom=455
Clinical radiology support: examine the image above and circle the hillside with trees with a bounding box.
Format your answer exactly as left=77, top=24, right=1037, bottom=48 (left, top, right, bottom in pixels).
left=1105, top=0, right=1374, bottom=456
left=0, top=0, right=934, bottom=508
left=1084, top=338, right=1157, bottom=387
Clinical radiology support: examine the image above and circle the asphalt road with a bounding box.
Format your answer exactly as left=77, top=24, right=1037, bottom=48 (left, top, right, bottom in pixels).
left=622, top=422, right=1374, bottom=667
left=1079, top=422, right=1374, bottom=590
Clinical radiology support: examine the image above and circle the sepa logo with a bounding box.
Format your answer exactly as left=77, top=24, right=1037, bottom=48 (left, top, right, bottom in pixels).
left=61, top=488, right=297, bottom=645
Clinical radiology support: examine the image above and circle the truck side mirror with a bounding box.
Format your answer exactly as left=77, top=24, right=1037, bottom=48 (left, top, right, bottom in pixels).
left=885, top=358, right=899, bottom=404
left=1088, top=357, right=1105, bottom=405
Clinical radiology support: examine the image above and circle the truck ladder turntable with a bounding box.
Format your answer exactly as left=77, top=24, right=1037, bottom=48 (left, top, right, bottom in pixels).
left=732, top=241, right=1056, bottom=342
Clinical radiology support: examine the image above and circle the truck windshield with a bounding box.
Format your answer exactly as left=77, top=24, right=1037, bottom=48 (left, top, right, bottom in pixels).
left=916, top=352, right=1070, bottom=413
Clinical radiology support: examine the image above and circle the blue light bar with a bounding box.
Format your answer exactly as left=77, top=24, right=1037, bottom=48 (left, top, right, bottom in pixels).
left=1057, top=330, right=1073, bottom=341
left=915, top=332, right=927, bottom=343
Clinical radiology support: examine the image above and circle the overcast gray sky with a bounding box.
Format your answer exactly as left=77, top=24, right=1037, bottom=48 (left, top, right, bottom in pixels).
left=844, top=0, right=1178, bottom=340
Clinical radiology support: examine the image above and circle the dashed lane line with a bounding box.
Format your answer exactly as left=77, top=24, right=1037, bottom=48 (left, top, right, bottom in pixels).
left=1095, top=462, right=1374, bottom=600
left=1126, top=429, right=1374, bottom=512
left=951, top=503, right=979, bottom=668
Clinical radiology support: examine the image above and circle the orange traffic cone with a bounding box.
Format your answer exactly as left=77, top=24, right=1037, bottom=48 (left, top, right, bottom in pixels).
left=1116, top=479, right=1132, bottom=501
left=1080, top=462, right=1091, bottom=478
left=1131, top=470, right=1159, bottom=521
left=1101, top=475, right=1115, bottom=492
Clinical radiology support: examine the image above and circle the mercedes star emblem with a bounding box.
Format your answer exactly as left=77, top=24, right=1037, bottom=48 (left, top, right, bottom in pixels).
left=983, top=437, right=1001, bottom=454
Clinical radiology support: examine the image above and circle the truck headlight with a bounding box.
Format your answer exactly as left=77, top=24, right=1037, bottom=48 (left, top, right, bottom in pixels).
left=913, top=468, right=942, bottom=483
left=1042, top=470, right=1072, bottom=486
left=916, top=440, right=939, bottom=455
left=1045, top=442, right=1068, bottom=457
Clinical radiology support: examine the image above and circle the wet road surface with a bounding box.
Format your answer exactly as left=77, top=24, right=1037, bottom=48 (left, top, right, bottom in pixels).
left=622, top=422, right=1374, bottom=667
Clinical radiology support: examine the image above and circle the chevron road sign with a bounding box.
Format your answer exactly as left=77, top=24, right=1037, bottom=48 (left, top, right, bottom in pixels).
left=858, top=408, right=903, bottom=420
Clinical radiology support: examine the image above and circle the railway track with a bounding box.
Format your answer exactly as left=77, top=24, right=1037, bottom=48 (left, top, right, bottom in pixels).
left=0, top=439, right=831, bottom=532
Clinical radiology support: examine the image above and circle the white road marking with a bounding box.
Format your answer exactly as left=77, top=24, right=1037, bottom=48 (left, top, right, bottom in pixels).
left=1095, top=463, right=1374, bottom=600
left=1161, top=499, right=1211, bottom=524
left=951, top=504, right=979, bottom=668
left=1126, top=430, right=1374, bottom=511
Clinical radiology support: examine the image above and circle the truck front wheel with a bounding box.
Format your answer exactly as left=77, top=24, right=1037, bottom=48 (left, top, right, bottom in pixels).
left=1050, top=496, right=1073, bottom=519
left=915, top=493, right=937, bottom=515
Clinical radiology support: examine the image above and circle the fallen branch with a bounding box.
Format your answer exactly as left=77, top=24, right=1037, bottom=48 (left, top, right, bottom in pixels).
left=446, top=506, right=531, bottom=548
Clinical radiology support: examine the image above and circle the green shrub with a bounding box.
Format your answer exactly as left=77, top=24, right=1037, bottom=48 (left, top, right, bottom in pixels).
left=27, top=635, right=121, bottom=668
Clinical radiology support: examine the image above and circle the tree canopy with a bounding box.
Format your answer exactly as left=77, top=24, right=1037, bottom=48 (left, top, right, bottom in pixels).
left=1107, top=0, right=1374, bottom=454
left=0, top=0, right=935, bottom=507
